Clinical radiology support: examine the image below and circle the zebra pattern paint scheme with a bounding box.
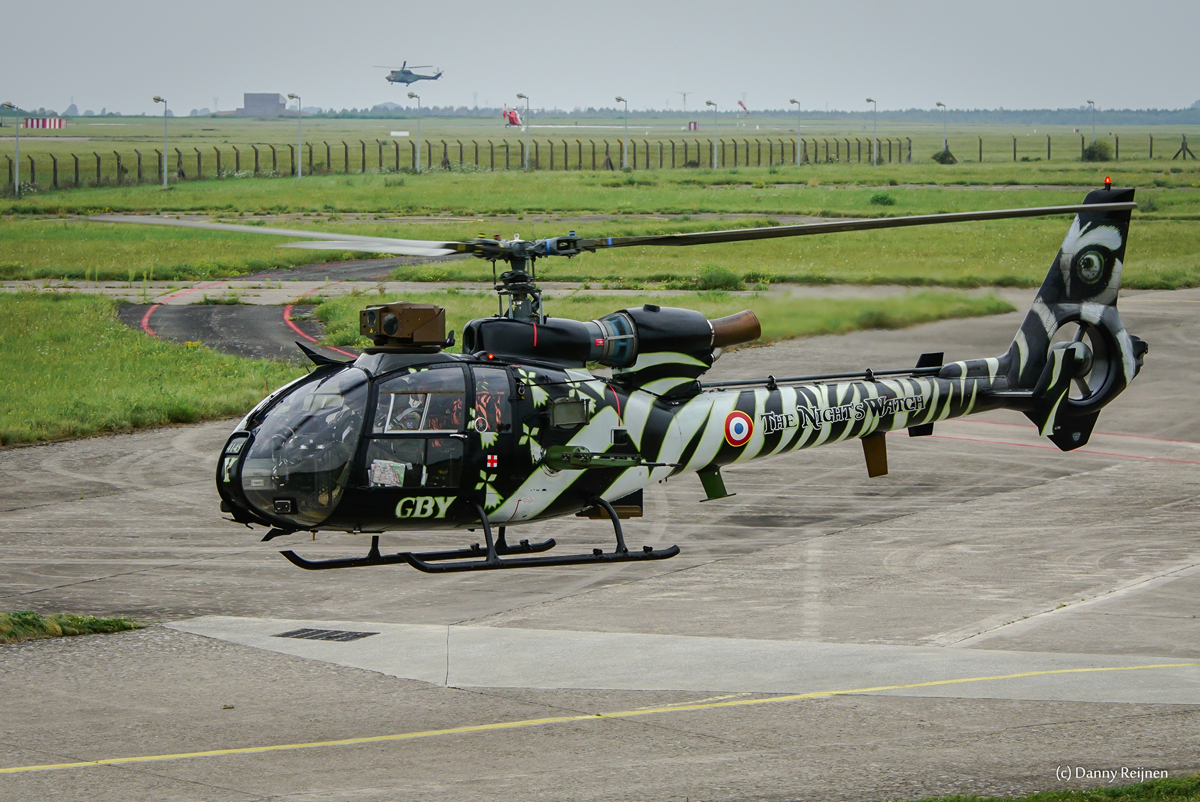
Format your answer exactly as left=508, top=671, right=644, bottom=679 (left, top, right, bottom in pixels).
left=218, top=188, right=1146, bottom=536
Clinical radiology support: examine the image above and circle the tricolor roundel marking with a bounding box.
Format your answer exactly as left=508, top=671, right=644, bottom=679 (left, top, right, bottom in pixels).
left=724, top=410, right=753, bottom=447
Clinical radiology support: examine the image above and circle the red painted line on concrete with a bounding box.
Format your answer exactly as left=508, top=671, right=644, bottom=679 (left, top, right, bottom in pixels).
left=930, top=434, right=1200, bottom=466
left=159, top=281, right=225, bottom=303
left=285, top=285, right=358, bottom=359
left=140, top=304, right=161, bottom=338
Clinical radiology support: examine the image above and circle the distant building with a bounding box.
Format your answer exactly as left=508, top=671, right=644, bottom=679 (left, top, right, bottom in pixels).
left=237, top=93, right=286, bottom=117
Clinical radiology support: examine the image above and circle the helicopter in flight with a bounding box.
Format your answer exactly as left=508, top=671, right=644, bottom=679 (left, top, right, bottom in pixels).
left=377, top=61, right=443, bottom=86
left=95, top=184, right=1144, bottom=574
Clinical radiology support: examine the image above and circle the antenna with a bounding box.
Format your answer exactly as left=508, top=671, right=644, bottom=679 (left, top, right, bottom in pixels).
left=677, top=91, right=690, bottom=113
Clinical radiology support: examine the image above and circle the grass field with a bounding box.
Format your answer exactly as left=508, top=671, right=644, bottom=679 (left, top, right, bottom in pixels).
left=0, top=610, right=144, bottom=644
left=4, top=115, right=1199, bottom=188
left=314, top=288, right=1015, bottom=349
left=914, top=776, right=1200, bottom=802
left=0, top=293, right=301, bottom=445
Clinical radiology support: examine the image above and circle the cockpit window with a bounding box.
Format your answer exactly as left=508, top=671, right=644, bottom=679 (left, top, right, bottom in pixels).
left=240, top=367, right=369, bottom=528
left=373, top=367, right=465, bottom=434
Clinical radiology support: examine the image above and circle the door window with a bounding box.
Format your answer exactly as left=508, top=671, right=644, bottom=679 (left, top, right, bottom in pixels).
left=365, top=437, right=463, bottom=489
left=373, top=368, right=465, bottom=434
left=472, top=367, right=511, bottom=434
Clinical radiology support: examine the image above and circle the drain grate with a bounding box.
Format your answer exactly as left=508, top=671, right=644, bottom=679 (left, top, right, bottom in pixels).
left=274, top=628, right=378, bottom=642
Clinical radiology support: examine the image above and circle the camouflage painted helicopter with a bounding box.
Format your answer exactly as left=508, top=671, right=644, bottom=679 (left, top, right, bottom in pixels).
left=377, top=62, right=443, bottom=86
left=97, top=184, right=1144, bottom=573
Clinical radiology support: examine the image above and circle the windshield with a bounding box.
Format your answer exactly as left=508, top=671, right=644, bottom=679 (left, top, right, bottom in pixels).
left=241, top=367, right=369, bottom=527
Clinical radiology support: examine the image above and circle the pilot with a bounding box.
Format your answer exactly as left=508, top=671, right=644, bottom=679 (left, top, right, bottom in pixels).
left=390, top=394, right=425, bottom=431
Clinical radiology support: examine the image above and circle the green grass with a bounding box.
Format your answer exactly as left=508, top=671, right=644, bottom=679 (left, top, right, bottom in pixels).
left=0, top=610, right=145, bottom=644
left=0, top=293, right=302, bottom=444
left=915, top=776, right=1200, bottom=802
left=315, top=289, right=1016, bottom=349
left=4, top=211, right=1197, bottom=289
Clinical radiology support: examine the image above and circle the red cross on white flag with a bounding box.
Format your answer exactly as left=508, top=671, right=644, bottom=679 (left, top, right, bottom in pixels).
left=486, top=454, right=498, bottom=469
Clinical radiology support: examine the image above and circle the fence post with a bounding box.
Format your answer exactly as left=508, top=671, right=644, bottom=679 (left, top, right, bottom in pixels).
left=660, top=140, right=664, bottom=169
left=288, top=144, right=295, bottom=176
left=51, top=154, right=58, bottom=189
left=906, top=138, right=911, bottom=163
left=342, top=141, right=348, bottom=173
left=548, top=140, right=554, bottom=171
left=427, top=140, right=433, bottom=170
left=410, top=141, right=416, bottom=170
left=252, top=145, right=260, bottom=175
left=459, top=140, right=464, bottom=167
left=1013, top=136, right=1017, bottom=162
left=75, top=153, right=81, bottom=187
left=135, top=150, right=142, bottom=183
left=473, top=140, right=479, bottom=168
left=4, top=156, right=9, bottom=188
left=213, top=147, right=220, bottom=177
left=394, top=141, right=400, bottom=171
left=978, top=136, right=983, bottom=163
left=193, top=148, right=201, bottom=179
left=1047, top=135, right=1051, bottom=160
left=175, top=147, right=185, bottom=179
left=269, top=144, right=277, bottom=174
left=441, top=140, right=448, bottom=169
left=93, top=152, right=100, bottom=185
left=591, top=140, right=596, bottom=170
left=1149, top=134, right=1153, bottom=159
left=490, top=141, right=495, bottom=170
left=231, top=145, right=239, bottom=174
left=888, top=138, right=893, bottom=163
left=532, top=140, right=537, bottom=170
left=308, top=143, right=314, bottom=175
left=114, top=152, right=122, bottom=185
left=1081, top=134, right=1085, bottom=159
left=576, top=140, right=583, bottom=170
left=360, top=140, right=366, bottom=173
left=377, top=139, right=383, bottom=171
left=505, top=140, right=510, bottom=170
left=323, top=142, right=329, bottom=174
left=1115, top=135, right=1119, bottom=160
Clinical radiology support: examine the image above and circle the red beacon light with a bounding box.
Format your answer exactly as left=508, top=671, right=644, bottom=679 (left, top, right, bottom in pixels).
left=1104, top=176, right=1112, bottom=190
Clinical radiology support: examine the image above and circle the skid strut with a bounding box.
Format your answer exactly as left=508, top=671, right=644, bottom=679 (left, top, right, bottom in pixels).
left=279, top=499, right=678, bottom=572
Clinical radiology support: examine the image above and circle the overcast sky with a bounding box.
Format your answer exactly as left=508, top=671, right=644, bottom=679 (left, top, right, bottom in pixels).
left=5, top=0, right=1198, bottom=115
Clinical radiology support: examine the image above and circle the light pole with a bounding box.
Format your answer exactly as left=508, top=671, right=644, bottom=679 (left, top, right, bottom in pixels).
left=1087, top=99, right=1096, bottom=144
left=866, top=98, right=877, bottom=166
left=407, top=92, right=421, bottom=171
left=153, top=96, right=168, bottom=188
left=615, top=96, right=628, bottom=168
left=936, top=101, right=947, bottom=152
left=287, top=93, right=302, bottom=179
left=516, top=93, right=531, bottom=170
left=1, top=103, right=17, bottom=198
left=789, top=98, right=801, bottom=166
left=705, top=100, right=717, bottom=168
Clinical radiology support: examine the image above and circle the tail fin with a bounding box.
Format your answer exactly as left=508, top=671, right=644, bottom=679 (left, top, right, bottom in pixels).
left=1005, top=187, right=1147, bottom=450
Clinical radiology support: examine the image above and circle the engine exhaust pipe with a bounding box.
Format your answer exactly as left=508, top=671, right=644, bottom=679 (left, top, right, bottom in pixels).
left=710, top=310, right=761, bottom=348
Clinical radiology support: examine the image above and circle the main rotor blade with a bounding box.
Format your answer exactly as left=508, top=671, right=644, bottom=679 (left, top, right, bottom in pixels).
left=577, top=202, right=1137, bottom=251
left=89, top=214, right=466, bottom=252
left=279, top=241, right=458, bottom=257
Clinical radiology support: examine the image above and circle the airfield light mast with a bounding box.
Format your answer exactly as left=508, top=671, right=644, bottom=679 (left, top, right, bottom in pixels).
left=153, top=96, right=168, bottom=189
left=705, top=100, right=717, bottom=168
left=408, top=92, right=421, bottom=172
left=287, top=94, right=302, bottom=180
left=1087, top=100, right=1096, bottom=144
left=678, top=91, right=689, bottom=114
left=516, top=93, right=531, bottom=170
left=866, top=98, right=877, bottom=166
left=616, top=96, right=628, bottom=169
left=789, top=98, right=801, bottom=166
left=936, top=101, right=947, bottom=152
left=1, top=103, right=17, bottom=199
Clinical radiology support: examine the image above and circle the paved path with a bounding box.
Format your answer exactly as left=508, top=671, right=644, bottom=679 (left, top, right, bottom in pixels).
left=0, top=289, right=1197, bottom=801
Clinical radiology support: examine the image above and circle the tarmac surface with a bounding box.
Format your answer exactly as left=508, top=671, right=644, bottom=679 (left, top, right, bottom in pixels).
left=1, top=287, right=1198, bottom=800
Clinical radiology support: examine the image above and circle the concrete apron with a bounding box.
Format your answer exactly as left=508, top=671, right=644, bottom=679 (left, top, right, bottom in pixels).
left=168, top=616, right=1199, bottom=704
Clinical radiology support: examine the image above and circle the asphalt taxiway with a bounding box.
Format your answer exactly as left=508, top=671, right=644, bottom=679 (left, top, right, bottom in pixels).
left=0, top=287, right=1197, bottom=801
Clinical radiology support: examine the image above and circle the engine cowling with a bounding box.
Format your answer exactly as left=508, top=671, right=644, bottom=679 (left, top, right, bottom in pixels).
left=461, top=304, right=761, bottom=373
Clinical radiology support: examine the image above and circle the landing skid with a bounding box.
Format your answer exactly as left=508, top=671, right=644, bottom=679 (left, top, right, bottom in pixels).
left=279, top=499, right=679, bottom=572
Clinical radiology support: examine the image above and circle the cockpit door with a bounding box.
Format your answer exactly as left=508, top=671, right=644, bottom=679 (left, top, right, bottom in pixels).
left=470, top=366, right=517, bottom=512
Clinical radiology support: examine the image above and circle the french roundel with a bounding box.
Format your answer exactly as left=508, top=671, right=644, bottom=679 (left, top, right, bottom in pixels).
left=724, top=410, right=753, bottom=447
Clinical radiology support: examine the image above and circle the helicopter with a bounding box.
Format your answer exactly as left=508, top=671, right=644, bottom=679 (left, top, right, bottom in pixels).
left=377, top=61, right=443, bottom=86
left=95, top=183, right=1144, bottom=574
left=502, top=106, right=523, bottom=127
